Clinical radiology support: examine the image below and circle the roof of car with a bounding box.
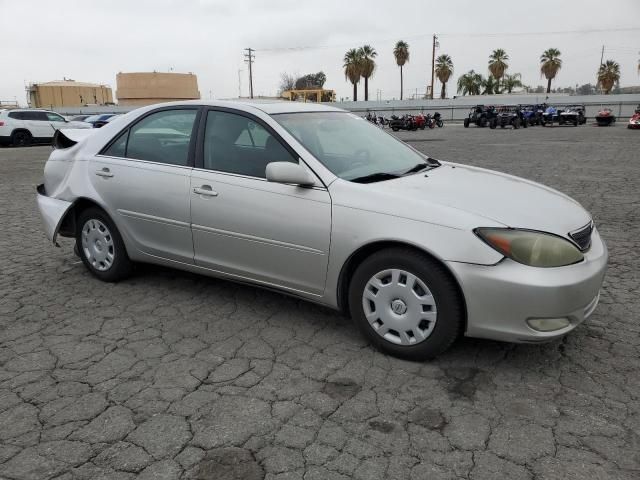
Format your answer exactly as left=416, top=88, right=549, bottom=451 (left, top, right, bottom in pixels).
left=148, top=99, right=346, bottom=115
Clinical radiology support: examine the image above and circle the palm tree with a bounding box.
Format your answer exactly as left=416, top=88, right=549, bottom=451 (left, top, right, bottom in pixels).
left=359, top=45, right=377, bottom=101
left=343, top=48, right=362, bottom=101
left=434, top=54, right=454, bottom=99
left=540, top=48, right=562, bottom=93
left=503, top=73, right=523, bottom=93
left=457, top=70, right=483, bottom=96
left=488, top=49, right=509, bottom=91
left=393, top=40, right=410, bottom=100
left=481, top=75, right=499, bottom=95
left=597, top=60, right=621, bottom=94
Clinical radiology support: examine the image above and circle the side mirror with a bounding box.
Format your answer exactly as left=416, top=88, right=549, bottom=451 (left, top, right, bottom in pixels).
left=266, top=162, right=315, bottom=186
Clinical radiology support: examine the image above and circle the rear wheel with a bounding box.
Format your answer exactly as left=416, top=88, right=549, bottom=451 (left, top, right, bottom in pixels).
left=11, top=130, right=32, bottom=147
left=513, top=118, right=520, bottom=129
left=463, top=118, right=470, bottom=128
left=76, top=207, right=133, bottom=282
left=489, top=118, right=497, bottom=129
left=348, top=248, right=464, bottom=360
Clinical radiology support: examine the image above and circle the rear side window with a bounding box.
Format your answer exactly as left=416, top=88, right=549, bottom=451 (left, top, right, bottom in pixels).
left=46, top=112, right=65, bottom=122
left=103, top=109, right=197, bottom=166
left=103, top=130, right=128, bottom=158
left=8, top=112, right=25, bottom=120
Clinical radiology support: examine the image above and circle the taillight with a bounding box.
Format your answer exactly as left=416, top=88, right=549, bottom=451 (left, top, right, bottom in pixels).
left=0, top=121, right=5, bottom=126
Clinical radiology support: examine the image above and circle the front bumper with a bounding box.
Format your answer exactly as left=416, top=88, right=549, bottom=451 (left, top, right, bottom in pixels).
left=448, top=227, right=608, bottom=343
left=36, top=184, right=73, bottom=245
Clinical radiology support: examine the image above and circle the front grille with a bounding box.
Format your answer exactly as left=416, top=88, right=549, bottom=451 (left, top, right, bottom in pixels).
left=569, top=222, right=593, bottom=251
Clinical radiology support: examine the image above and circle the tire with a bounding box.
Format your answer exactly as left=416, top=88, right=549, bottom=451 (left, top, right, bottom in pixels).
left=489, top=119, right=497, bottom=129
left=76, top=207, right=133, bottom=282
left=437, top=120, right=443, bottom=128
left=463, top=118, right=470, bottom=128
left=522, top=118, right=528, bottom=128
left=11, top=130, right=32, bottom=147
left=392, top=127, right=399, bottom=132
left=480, top=117, right=487, bottom=128
left=513, top=118, right=520, bottom=129
left=348, top=248, right=464, bottom=360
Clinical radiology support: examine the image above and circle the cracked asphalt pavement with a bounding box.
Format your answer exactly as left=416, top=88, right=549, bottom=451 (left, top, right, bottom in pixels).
left=1, top=122, right=639, bottom=479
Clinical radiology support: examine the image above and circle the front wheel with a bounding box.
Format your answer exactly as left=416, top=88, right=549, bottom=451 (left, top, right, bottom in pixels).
left=348, top=248, right=464, bottom=360
left=76, top=207, right=133, bottom=282
left=437, top=120, right=443, bottom=128
left=463, top=118, right=470, bottom=128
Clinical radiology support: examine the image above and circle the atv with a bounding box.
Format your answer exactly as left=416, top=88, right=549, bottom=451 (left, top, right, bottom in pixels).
left=495, top=106, right=524, bottom=129
left=595, top=108, right=616, bottom=126
left=519, top=104, right=545, bottom=126
left=560, top=104, right=586, bottom=126
left=463, top=105, right=498, bottom=128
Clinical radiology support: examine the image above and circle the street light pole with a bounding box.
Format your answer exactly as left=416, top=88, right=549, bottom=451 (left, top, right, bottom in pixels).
left=430, top=34, right=438, bottom=100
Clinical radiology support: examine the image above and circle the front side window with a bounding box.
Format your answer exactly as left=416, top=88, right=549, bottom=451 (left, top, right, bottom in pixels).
left=203, top=110, right=296, bottom=178
left=274, top=112, right=429, bottom=181
left=125, top=109, right=197, bottom=166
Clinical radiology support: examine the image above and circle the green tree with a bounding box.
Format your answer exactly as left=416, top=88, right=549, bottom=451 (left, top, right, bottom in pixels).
left=358, top=45, right=377, bottom=101
left=393, top=40, right=410, bottom=100
left=597, top=60, right=621, bottom=94
left=457, top=70, right=483, bottom=96
left=503, top=73, right=523, bottom=93
left=540, top=48, right=562, bottom=93
left=434, top=54, right=454, bottom=99
left=488, top=49, right=509, bottom=91
left=343, top=48, right=363, bottom=101
left=481, top=75, right=499, bottom=95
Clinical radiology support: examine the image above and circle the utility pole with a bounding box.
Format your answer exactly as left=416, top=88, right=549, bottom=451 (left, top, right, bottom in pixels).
left=244, top=48, right=255, bottom=99
left=430, top=35, right=438, bottom=99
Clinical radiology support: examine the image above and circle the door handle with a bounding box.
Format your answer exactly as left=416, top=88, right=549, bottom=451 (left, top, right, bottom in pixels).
left=95, top=168, right=113, bottom=178
left=193, top=185, right=218, bottom=197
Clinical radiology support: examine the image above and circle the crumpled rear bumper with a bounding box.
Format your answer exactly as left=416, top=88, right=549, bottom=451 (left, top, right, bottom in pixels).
left=36, top=184, right=73, bottom=245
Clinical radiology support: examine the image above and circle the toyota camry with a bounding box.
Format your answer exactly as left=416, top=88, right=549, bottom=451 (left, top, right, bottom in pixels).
left=36, top=101, right=608, bottom=359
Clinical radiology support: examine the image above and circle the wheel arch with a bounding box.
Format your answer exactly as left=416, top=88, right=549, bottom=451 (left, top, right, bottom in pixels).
left=336, top=240, right=468, bottom=331
left=58, top=197, right=110, bottom=238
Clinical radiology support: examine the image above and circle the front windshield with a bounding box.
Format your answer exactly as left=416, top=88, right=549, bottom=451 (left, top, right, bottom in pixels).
left=273, top=112, right=431, bottom=181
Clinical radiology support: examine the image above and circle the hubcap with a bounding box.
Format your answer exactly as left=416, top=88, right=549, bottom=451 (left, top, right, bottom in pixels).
left=362, top=269, right=437, bottom=346
left=81, top=219, right=115, bottom=272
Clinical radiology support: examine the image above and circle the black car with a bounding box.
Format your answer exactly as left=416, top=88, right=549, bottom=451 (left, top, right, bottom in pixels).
left=84, top=114, right=118, bottom=128
left=69, top=114, right=92, bottom=123
left=463, top=105, right=498, bottom=128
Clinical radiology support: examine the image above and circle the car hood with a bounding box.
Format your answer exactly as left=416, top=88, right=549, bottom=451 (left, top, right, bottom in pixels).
left=332, top=163, right=591, bottom=235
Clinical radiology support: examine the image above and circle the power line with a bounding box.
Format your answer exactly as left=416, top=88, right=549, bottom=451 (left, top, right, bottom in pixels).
left=254, top=27, right=640, bottom=53
left=244, top=48, right=255, bottom=99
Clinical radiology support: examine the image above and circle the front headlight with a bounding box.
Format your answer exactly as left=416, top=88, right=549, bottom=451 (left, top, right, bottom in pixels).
left=475, top=228, right=584, bottom=267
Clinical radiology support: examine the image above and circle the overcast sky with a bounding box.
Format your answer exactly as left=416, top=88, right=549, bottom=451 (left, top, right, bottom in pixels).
left=1, top=0, right=639, bottom=104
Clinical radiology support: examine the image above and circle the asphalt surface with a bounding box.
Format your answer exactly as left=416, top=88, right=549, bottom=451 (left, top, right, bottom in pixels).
left=1, top=122, right=639, bottom=480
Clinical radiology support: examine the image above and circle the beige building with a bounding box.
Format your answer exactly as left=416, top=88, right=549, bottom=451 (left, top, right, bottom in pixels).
left=27, top=80, right=113, bottom=108
left=116, top=72, right=200, bottom=106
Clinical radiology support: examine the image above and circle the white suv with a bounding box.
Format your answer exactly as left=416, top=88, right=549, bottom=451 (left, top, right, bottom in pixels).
left=0, top=109, right=91, bottom=147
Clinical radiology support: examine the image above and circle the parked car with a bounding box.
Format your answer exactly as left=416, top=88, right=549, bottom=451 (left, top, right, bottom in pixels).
left=628, top=106, right=640, bottom=129
left=0, top=109, right=92, bottom=147
left=463, top=105, right=498, bottom=128
left=85, top=114, right=119, bottom=128
left=495, top=106, right=524, bottom=129
left=36, top=100, right=608, bottom=359
left=595, top=108, right=616, bottom=126
left=69, top=114, right=92, bottom=122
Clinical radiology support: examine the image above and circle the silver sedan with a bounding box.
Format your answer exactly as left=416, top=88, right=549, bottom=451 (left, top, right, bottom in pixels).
left=36, top=101, right=608, bottom=359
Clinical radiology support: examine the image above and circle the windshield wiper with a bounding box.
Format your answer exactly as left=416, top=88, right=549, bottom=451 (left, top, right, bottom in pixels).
left=402, top=158, right=441, bottom=176
left=350, top=172, right=400, bottom=184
